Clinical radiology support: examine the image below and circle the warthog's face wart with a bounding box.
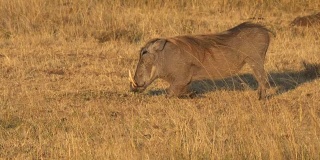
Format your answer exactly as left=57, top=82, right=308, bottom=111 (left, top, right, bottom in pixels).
left=130, top=39, right=166, bottom=92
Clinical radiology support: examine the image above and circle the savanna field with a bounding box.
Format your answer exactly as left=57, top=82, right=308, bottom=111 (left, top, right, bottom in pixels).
left=0, top=0, right=320, bottom=159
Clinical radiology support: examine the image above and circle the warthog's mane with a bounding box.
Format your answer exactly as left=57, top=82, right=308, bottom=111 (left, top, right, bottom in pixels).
left=164, top=22, right=269, bottom=61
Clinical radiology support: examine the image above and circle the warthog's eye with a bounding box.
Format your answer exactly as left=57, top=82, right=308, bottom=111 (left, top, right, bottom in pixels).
left=141, top=50, right=148, bottom=55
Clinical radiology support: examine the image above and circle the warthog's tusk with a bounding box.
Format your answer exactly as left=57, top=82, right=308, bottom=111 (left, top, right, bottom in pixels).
left=128, top=70, right=137, bottom=87
left=149, top=66, right=156, bottom=81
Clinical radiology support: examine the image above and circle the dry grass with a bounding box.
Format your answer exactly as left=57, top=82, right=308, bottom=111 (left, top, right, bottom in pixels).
left=0, top=0, right=320, bottom=159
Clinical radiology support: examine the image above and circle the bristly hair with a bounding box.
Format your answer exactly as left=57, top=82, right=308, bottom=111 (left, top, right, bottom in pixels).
left=226, top=22, right=274, bottom=36
left=167, top=22, right=271, bottom=48
left=164, top=22, right=271, bottom=61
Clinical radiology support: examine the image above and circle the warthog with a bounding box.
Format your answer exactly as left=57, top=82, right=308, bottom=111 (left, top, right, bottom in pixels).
left=129, top=22, right=272, bottom=99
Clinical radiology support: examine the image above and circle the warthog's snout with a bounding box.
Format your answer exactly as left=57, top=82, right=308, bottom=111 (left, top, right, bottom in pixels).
left=129, top=82, right=146, bottom=93
left=128, top=70, right=146, bottom=93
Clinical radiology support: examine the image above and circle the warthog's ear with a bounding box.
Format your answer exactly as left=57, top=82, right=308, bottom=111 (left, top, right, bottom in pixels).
left=151, top=39, right=167, bottom=51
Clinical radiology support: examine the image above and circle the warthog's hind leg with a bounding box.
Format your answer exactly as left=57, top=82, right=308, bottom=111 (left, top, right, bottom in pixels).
left=245, top=58, right=268, bottom=100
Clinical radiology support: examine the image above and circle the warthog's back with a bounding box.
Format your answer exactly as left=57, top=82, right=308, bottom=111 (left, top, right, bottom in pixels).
left=165, top=22, right=271, bottom=80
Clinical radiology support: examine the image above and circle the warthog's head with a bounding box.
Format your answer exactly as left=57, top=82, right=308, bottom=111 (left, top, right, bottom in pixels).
left=129, top=39, right=167, bottom=93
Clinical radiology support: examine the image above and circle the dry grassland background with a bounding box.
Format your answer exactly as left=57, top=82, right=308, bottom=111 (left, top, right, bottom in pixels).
left=0, top=0, right=320, bottom=159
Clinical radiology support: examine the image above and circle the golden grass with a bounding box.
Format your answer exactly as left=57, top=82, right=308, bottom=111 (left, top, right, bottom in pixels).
left=0, top=0, right=320, bottom=159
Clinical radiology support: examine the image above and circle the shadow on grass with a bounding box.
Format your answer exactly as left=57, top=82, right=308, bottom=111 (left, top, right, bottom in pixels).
left=57, top=63, right=319, bottom=99
left=148, top=62, right=320, bottom=98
